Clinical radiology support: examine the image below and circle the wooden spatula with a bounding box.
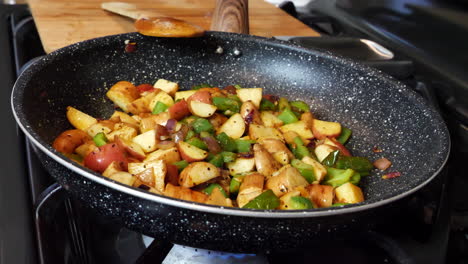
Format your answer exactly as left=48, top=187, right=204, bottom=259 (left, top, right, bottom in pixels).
left=101, top=2, right=205, bottom=37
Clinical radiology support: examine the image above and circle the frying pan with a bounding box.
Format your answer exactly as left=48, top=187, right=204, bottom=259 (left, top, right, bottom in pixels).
left=11, top=0, right=449, bottom=252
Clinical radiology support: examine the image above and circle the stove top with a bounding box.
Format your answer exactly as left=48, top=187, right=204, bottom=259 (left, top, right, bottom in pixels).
left=2, top=3, right=467, bottom=264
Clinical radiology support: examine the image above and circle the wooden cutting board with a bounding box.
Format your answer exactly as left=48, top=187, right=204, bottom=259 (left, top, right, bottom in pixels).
left=27, top=0, right=320, bottom=53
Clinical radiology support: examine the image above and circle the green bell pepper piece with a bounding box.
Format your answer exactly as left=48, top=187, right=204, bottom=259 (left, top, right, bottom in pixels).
left=324, top=167, right=355, bottom=187
left=349, top=172, right=361, bottom=185
left=290, top=101, right=310, bottom=113
left=180, top=115, right=199, bottom=125
left=152, top=101, right=168, bottom=114
left=331, top=203, right=350, bottom=207
left=242, top=190, right=280, bottom=210
left=192, top=83, right=212, bottom=90
left=229, top=174, right=245, bottom=195
left=289, top=196, right=314, bottom=209
left=191, top=118, right=214, bottom=134
left=212, top=97, right=240, bottom=113
left=336, top=126, right=352, bottom=145
left=185, top=130, right=195, bottom=140
left=221, top=151, right=237, bottom=163
left=216, top=132, right=237, bottom=152
left=321, top=150, right=340, bottom=166
left=203, top=183, right=228, bottom=198
left=208, top=154, right=224, bottom=168
left=291, top=159, right=316, bottom=183
left=233, top=84, right=242, bottom=89
left=186, top=137, right=208, bottom=150
left=93, top=132, right=108, bottom=147
left=235, top=139, right=256, bottom=153
left=277, top=108, right=299, bottom=124
left=259, top=98, right=277, bottom=111
left=173, top=160, right=189, bottom=171
left=292, top=137, right=310, bottom=159
left=335, top=156, right=374, bottom=176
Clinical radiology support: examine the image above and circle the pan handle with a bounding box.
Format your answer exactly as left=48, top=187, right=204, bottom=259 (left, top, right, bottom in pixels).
left=211, top=0, right=249, bottom=34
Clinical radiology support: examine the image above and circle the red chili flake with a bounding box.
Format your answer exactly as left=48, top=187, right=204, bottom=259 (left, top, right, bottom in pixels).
left=125, top=42, right=137, bottom=53
left=382, top=172, right=401, bottom=179
left=373, top=146, right=383, bottom=153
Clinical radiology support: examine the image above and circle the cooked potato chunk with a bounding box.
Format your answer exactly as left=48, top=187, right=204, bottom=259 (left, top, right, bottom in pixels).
left=206, top=188, right=233, bottom=207
left=106, top=81, right=140, bottom=113
left=279, top=190, right=301, bottom=210
left=237, top=173, right=264, bottom=208
left=110, top=111, right=140, bottom=126
left=109, top=172, right=135, bottom=186
left=301, top=156, right=327, bottom=183
left=66, top=106, right=97, bottom=131
left=174, top=90, right=197, bottom=101
left=102, top=161, right=123, bottom=178
left=314, top=144, right=338, bottom=162
left=266, top=165, right=309, bottom=197
left=140, top=112, right=170, bottom=133
left=312, top=119, right=342, bottom=140
left=260, top=111, right=283, bottom=128
left=179, top=162, right=220, bottom=188
left=218, top=113, right=245, bottom=139
left=335, top=182, right=364, bottom=204
left=236, top=88, right=263, bottom=108
left=248, top=124, right=284, bottom=141
left=154, top=79, right=179, bottom=96
left=145, top=147, right=181, bottom=164
left=240, top=101, right=263, bottom=125
left=149, top=90, right=175, bottom=110
left=164, top=183, right=208, bottom=203
left=107, top=125, right=138, bottom=141
left=305, top=184, right=334, bottom=208
left=253, top=143, right=281, bottom=179
left=227, top=158, right=255, bottom=176
left=127, top=91, right=158, bottom=115
left=132, top=129, right=157, bottom=153
left=280, top=121, right=314, bottom=141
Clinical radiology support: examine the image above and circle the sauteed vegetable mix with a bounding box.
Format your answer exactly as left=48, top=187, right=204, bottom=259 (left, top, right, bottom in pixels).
left=53, top=79, right=376, bottom=210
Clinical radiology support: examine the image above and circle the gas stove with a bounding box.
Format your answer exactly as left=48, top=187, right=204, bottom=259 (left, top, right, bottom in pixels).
left=1, top=2, right=467, bottom=264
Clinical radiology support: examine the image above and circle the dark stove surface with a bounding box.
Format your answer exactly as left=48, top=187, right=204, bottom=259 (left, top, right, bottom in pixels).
left=3, top=3, right=467, bottom=264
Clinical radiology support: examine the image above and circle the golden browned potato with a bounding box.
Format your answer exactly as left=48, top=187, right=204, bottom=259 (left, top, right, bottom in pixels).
left=179, top=162, right=220, bottom=188
left=300, top=112, right=314, bottom=131
left=102, top=161, right=123, bottom=178
left=280, top=121, right=314, bottom=141
left=154, top=79, right=179, bottom=96
left=248, top=124, right=284, bottom=141
left=106, top=81, right=140, bottom=113
left=110, top=111, right=140, bottom=126
left=306, top=184, right=334, bottom=208
left=266, top=165, right=309, bottom=197
left=164, top=183, right=208, bottom=203
left=240, top=101, right=263, bottom=125
left=66, top=106, right=98, bottom=131
left=253, top=143, right=281, bottom=179
left=237, top=173, right=264, bottom=208
left=301, top=156, right=327, bottom=183
left=236, top=88, right=263, bottom=108
left=107, top=124, right=138, bottom=141
left=109, top=172, right=135, bottom=186
left=260, top=111, right=283, bottom=128
left=145, top=147, right=181, bottom=164
left=208, top=113, right=228, bottom=130
left=75, top=140, right=98, bottom=157
left=206, top=188, right=233, bottom=207
left=335, top=182, right=364, bottom=204
left=52, top=129, right=91, bottom=154
left=127, top=91, right=159, bottom=115
left=139, top=112, right=170, bottom=133
left=258, top=138, right=294, bottom=164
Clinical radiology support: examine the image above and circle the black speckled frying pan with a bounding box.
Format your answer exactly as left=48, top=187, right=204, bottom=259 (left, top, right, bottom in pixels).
left=11, top=0, right=449, bottom=252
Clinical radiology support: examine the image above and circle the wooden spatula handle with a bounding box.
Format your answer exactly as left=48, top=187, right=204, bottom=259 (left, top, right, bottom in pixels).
left=211, top=0, right=249, bottom=34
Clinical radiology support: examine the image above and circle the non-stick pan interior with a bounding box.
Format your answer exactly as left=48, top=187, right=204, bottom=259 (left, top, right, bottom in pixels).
left=12, top=32, right=450, bottom=212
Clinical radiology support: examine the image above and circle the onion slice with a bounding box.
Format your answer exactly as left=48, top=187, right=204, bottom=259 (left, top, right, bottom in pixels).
left=373, top=157, right=392, bottom=170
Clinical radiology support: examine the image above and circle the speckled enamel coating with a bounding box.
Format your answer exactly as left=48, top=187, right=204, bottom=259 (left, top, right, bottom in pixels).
left=12, top=32, right=450, bottom=252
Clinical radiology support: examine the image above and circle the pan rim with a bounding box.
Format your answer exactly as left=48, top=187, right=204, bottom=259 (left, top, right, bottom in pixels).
left=11, top=31, right=451, bottom=218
